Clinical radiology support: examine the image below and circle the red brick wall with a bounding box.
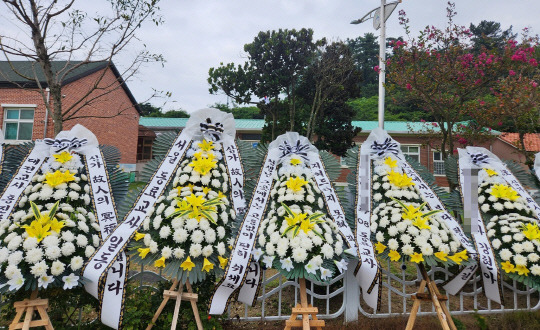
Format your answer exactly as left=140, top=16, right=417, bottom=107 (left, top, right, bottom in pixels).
left=0, top=67, right=139, bottom=164
left=62, top=68, right=139, bottom=164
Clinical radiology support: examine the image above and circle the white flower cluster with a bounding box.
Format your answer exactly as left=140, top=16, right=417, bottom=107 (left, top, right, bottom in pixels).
left=486, top=214, right=540, bottom=277
left=254, top=155, right=348, bottom=282
left=133, top=139, right=234, bottom=277
left=477, top=168, right=532, bottom=217
left=370, top=156, right=468, bottom=265
left=0, top=152, right=99, bottom=292
left=477, top=167, right=540, bottom=279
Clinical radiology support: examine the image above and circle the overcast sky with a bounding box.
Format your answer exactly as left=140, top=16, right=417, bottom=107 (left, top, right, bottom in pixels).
left=3, top=1, right=540, bottom=113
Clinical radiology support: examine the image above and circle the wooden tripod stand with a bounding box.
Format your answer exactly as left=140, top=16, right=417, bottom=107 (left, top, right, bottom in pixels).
left=405, top=263, right=457, bottom=330
left=9, top=289, right=53, bottom=330
left=146, top=279, right=203, bottom=330
left=284, top=278, right=325, bottom=330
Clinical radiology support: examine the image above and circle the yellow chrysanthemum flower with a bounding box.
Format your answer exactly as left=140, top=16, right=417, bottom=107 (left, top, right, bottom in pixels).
left=515, top=265, right=529, bottom=276
left=285, top=176, right=308, bottom=192
left=53, top=151, right=73, bottom=164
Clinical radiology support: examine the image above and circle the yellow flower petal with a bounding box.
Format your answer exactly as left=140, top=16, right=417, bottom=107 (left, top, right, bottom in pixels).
left=53, top=151, right=73, bottom=164
left=388, top=250, right=401, bottom=262
left=181, top=256, right=195, bottom=271
left=138, top=248, right=150, bottom=259
left=434, top=251, right=448, bottom=262
left=384, top=157, right=397, bottom=168
left=154, top=256, right=166, bottom=268
left=375, top=241, right=387, bottom=254
left=501, top=261, right=515, bottom=274
left=218, top=256, right=228, bottom=269
left=485, top=168, right=498, bottom=177
left=410, top=252, right=424, bottom=263
left=515, top=265, right=530, bottom=276
left=202, top=258, right=214, bottom=272
left=285, top=176, right=308, bottom=192
left=134, top=232, right=146, bottom=241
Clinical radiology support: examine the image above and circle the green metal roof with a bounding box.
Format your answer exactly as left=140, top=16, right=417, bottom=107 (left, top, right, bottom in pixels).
left=140, top=117, right=499, bottom=135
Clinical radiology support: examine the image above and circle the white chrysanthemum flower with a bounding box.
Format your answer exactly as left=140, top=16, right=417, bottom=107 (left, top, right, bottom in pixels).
left=7, top=236, right=23, bottom=251
left=173, top=228, right=189, bottom=243
left=388, top=239, right=399, bottom=251
left=216, top=242, right=226, bottom=256
left=93, top=235, right=100, bottom=247
left=191, top=230, right=204, bottom=244
left=502, top=235, right=512, bottom=243
left=513, top=233, right=524, bottom=242
left=292, top=247, right=308, bottom=263
left=321, top=243, right=334, bottom=259
left=185, top=218, right=199, bottom=231
left=492, top=239, right=502, bottom=250
left=78, top=221, right=89, bottom=233
left=402, top=244, right=414, bottom=256
left=85, top=246, right=96, bottom=258
left=8, top=251, right=23, bottom=265
left=528, top=253, right=540, bottom=263
left=500, top=249, right=512, bottom=261
left=205, top=229, right=216, bottom=243
left=61, top=242, right=76, bottom=257
left=190, top=244, right=202, bottom=258
left=70, top=256, right=84, bottom=271
left=162, top=246, right=173, bottom=259
left=513, top=254, right=527, bottom=266
left=76, top=235, right=88, bottom=247
left=159, top=225, right=172, bottom=239
left=24, top=248, right=44, bottom=264
left=202, top=245, right=213, bottom=257
left=531, top=265, right=540, bottom=276
left=173, top=247, right=185, bottom=259
left=523, top=241, right=535, bottom=253
left=512, top=243, right=524, bottom=254
left=51, top=260, right=65, bottom=276
left=149, top=241, right=159, bottom=253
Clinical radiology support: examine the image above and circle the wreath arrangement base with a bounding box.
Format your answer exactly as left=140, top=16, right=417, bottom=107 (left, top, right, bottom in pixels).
left=405, top=263, right=456, bottom=330
left=9, top=289, right=53, bottom=330
left=146, top=279, right=203, bottom=330
left=284, top=278, right=325, bottom=330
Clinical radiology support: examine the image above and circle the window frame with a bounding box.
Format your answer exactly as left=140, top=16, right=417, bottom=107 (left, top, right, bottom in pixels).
left=433, top=151, right=446, bottom=176
left=400, top=144, right=421, bottom=163
left=2, top=106, right=36, bottom=143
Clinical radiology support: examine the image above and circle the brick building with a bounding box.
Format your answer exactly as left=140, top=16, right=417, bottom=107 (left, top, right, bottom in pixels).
left=138, top=117, right=530, bottom=186
left=0, top=61, right=141, bottom=171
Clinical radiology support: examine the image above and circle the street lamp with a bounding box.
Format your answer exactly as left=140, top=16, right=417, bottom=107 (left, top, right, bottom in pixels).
left=351, top=0, right=400, bottom=130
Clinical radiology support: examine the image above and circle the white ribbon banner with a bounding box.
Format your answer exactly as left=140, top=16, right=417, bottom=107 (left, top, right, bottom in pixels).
left=449, top=148, right=503, bottom=304
left=0, top=142, right=48, bottom=221
left=355, top=146, right=381, bottom=310
left=209, top=148, right=280, bottom=314
left=222, top=138, right=246, bottom=214
left=85, top=148, right=127, bottom=329
left=82, top=129, right=191, bottom=311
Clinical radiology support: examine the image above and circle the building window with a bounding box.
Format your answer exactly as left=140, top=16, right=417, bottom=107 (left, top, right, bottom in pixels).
left=401, top=145, right=420, bottom=163
left=3, top=108, right=34, bottom=141
left=137, top=137, right=154, bottom=161
left=433, top=151, right=445, bottom=176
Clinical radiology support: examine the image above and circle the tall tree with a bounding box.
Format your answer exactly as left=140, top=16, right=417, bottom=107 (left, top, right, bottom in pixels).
left=470, top=20, right=516, bottom=52
left=347, top=33, right=379, bottom=96
left=0, top=0, right=163, bottom=134
left=208, top=28, right=321, bottom=139
left=301, top=41, right=360, bottom=140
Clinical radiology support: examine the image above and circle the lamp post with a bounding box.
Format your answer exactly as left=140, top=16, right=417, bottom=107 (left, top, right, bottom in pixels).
left=351, top=0, right=400, bottom=129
